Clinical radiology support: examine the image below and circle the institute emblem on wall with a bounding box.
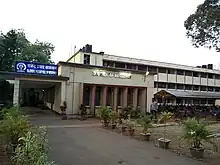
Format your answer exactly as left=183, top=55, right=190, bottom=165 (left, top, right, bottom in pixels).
left=16, top=62, right=27, bottom=73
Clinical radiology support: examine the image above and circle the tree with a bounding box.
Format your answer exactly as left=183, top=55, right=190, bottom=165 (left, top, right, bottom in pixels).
left=0, top=29, right=54, bottom=71
left=184, top=0, right=220, bottom=51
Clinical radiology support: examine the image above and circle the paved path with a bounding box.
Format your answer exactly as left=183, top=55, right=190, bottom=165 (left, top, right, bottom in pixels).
left=27, top=108, right=205, bottom=165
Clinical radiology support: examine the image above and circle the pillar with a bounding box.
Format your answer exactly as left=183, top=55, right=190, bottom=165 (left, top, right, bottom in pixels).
left=140, top=88, right=146, bottom=113
left=146, top=87, right=154, bottom=112
left=61, top=81, right=66, bottom=105
left=113, top=87, right=118, bottom=111
left=132, top=88, right=138, bottom=110
left=122, top=87, right=128, bottom=108
left=90, top=85, right=96, bottom=114
left=79, top=83, right=84, bottom=105
left=101, top=86, right=107, bottom=106
left=13, top=80, right=20, bottom=106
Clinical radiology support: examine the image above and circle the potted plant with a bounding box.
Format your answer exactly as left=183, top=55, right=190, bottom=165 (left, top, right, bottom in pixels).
left=60, top=101, right=67, bottom=120
left=98, top=107, right=111, bottom=127
left=138, top=115, right=152, bottom=141
left=157, top=111, right=172, bottom=149
left=182, top=118, right=210, bottom=158
left=109, top=111, right=118, bottom=129
left=127, top=121, right=135, bottom=136
left=80, top=104, right=87, bottom=120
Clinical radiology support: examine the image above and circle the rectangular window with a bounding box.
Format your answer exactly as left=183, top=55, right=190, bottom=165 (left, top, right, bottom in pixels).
left=193, top=72, right=199, bottom=77
left=168, top=83, right=175, bottom=89
left=138, top=65, right=147, bottom=71
left=158, top=82, right=167, bottom=88
left=216, top=87, right=220, bottom=92
left=127, top=63, right=136, bottom=70
left=168, top=69, right=176, bottom=74
left=154, top=82, right=158, bottom=88
left=201, top=73, right=207, bottom=78
left=115, top=62, right=125, bottom=68
left=216, top=75, right=220, bottom=79
left=185, top=85, right=192, bottom=90
left=177, top=84, right=184, bottom=89
left=84, top=54, right=90, bottom=64
left=148, top=66, right=157, bottom=72
left=185, top=71, right=192, bottom=76
left=103, top=60, right=114, bottom=67
left=200, top=86, right=207, bottom=91
left=158, top=67, right=167, bottom=73
left=208, top=87, right=214, bottom=92
left=208, top=74, right=214, bottom=79
left=177, top=70, right=184, bottom=75
left=193, top=85, right=199, bottom=91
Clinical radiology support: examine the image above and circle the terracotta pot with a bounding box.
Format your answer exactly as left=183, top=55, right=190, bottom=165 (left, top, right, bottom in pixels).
left=158, top=138, right=171, bottom=149
left=110, top=123, right=117, bottom=129
left=140, top=133, right=151, bottom=141
left=128, top=129, right=135, bottom=136
left=190, top=147, right=204, bottom=158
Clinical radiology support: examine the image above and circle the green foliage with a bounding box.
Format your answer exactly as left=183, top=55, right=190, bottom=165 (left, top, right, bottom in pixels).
left=0, top=29, right=54, bottom=71
left=127, top=121, right=135, bottom=130
left=109, top=111, right=118, bottom=124
left=159, top=111, right=173, bottom=124
left=137, top=115, right=152, bottom=133
left=0, top=107, right=31, bottom=147
left=98, top=107, right=112, bottom=122
left=184, top=0, right=220, bottom=51
left=182, top=118, right=210, bottom=148
left=12, top=127, right=55, bottom=165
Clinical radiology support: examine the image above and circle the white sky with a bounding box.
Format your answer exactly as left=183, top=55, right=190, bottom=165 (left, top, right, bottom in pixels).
left=1, top=0, right=220, bottom=68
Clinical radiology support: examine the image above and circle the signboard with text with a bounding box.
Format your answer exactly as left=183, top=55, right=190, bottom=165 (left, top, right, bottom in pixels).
left=15, top=61, right=58, bottom=76
left=92, top=70, right=131, bottom=79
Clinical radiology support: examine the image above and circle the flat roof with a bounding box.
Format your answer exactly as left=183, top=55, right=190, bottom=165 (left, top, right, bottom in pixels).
left=58, top=61, right=157, bottom=75
left=155, top=89, right=220, bottom=99
left=0, top=71, right=69, bottom=81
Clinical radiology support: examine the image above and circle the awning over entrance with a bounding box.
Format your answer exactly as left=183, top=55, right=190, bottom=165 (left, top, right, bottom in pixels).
left=154, top=89, right=220, bottom=99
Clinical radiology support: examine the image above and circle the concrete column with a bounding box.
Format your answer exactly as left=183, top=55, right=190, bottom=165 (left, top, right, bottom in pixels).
left=140, top=88, right=146, bottom=113
left=13, top=80, right=20, bottom=106
left=132, top=88, right=138, bottom=110
left=113, top=87, right=118, bottom=111
left=61, top=81, right=66, bottom=105
left=122, top=87, right=128, bottom=108
left=101, top=86, right=107, bottom=106
left=146, top=87, right=154, bottom=112
left=79, top=83, right=84, bottom=105
left=90, top=85, right=96, bottom=113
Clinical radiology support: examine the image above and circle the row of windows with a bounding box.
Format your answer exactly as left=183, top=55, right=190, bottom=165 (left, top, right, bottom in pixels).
left=103, top=60, right=220, bottom=79
left=155, top=82, right=220, bottom=92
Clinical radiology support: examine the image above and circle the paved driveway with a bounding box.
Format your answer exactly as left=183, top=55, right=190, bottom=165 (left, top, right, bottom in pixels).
left=27, top=108, right=205, bottom=165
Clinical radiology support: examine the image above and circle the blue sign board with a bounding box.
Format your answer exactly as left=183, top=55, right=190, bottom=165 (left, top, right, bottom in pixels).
left=15, top=61, right=58, bottom=76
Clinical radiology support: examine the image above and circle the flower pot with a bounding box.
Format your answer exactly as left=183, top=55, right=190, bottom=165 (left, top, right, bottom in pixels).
left=121, top=126, right=127, bottom=132
left=189, top=147, right=204, bottom=158
left=140, top=132, right=151, bottom=141
left=128, top=129, right=135, bottom=136
left=158, top=138, right=171, bottom=149
left=103, top=120, right=109, bottom=128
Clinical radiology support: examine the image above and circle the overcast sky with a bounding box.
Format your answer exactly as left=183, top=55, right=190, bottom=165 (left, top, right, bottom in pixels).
left=1, top=0, right=220, bottom=68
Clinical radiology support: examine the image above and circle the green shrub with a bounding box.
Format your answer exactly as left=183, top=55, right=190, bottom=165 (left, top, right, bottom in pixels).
left=137, top=115, right=152, bottom=133
left=182, top=118, right=210, bottom=148
left=12, top=127, right=55, bottom=165
left=98, top=107, right=112, bottom=122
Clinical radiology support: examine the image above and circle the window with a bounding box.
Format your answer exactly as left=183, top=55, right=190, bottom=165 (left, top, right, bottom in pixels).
left=158, top=82, right=167, bottom=88
left=208, top=87, right=214, bottom=92
left=208, top=74, right=214, bottom=79
left=84, top=54, right=90, bottom=64
left=154, top=82, right=158, bottom=88
left=127, top=63, right=136, bottom=70
left=177, top=84, right=184, bottom=89
left=193, top=85, right=199, bottom=91
left=138, top=65, right=147, bottom=71
left=201, top=99, right=206, bottom=104
left=200, top=86, right=207, bottom=91
left=201, top=73, right=207, bottom=78
left=168, top=83, right=175, bottom=89
left=158, top=67, right=167, bottom=73
left=185, top=71, right=192, bottom=76
left=168, top=69, right=176, bottom=74
left=148, top=66, right=157, bottom=72
left=177, top=70, right=184, bottom=75
left=185, top=85, right=192, bottom=90
left=115, top=62, right=125, bottom=68
left=193, top=72, right=199, bottom=77
left=103, top=60, right=114, bottom=67
left=216, top=75, right=220, bottom=79
left=216, top=87, right=220, bottom=92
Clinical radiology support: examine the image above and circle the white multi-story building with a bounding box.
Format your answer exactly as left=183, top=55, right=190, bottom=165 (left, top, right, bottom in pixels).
left=67, top=44, right=220, bottom=106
